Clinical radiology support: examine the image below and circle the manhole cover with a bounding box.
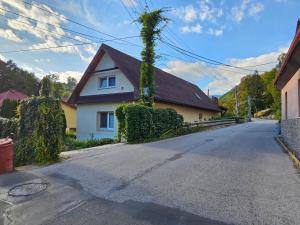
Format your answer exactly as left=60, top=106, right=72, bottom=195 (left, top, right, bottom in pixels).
left=8, top=182, right=48, bottom=197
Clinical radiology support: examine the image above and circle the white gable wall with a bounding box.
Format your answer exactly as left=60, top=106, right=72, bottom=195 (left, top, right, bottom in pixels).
left=77, top=52, right=134, bottom=140
left=80, top=53, right=134, bottom=96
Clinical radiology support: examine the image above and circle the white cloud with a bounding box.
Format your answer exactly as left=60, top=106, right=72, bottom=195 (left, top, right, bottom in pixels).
left=175, top=5, right=197, bottom=22
left=181, top=24, right=202, bottom=33
left=248, top=2, right=264, bottom=16
left=121, top=0, right=137, bottom=8
left=198, top=0, right=223, bottom=22
left=0, top=53, right=7, bottom=62
left=0, top=28, right=23, bottom=42
left=208, top=28, right=223, bottom=36
left=231, top=0, right=250, bottom=22
left=163, top=47, right=288, bottom=95
left=50, top=71, right=82, bottom=83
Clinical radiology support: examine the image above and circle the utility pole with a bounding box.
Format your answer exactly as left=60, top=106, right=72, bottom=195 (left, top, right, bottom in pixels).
left=235, top=86, right=239, bottom=117
left=248, top=96, right=251, bottom=122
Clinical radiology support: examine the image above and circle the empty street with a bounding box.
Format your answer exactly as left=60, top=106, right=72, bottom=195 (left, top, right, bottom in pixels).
left=1, top=120, right=300, bottom=225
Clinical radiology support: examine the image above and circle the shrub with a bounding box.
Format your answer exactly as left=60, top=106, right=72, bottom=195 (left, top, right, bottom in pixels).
left=14, top=96, right=65, bottom=165
left=0, top=116, right=17, bottom=138
left=124, top=104, right=153, bottom=143
left=116, top=103, right=183, bottom=143
left=0, top=99, right=18, bottom=118
left=64, top=136, right=114, bottom=151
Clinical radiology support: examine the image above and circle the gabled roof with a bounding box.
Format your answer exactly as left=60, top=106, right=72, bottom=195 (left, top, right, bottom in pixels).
left=69, top=44, right=221, bottom=112
left=275, top=19, right=300, bottom=89
left=0, top=90, right=28, bottom=106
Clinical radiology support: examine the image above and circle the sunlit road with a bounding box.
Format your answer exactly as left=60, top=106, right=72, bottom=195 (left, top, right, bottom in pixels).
left=1, top=120, right=300, bottom=225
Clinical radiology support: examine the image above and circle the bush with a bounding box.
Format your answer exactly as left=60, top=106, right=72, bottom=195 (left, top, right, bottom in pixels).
left=0, top=99, right=18, bottom=118
left=116, top=103, right=183, bottom=143
left=0, top=116, right=17, bottom=138
left=64, top=137, right=114, bottom=151
left=14, top=96, right=65, bottom=166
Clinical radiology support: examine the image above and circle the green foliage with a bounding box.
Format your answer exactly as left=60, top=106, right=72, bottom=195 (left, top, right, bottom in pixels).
left=116, top=103, right=183, bottom=143
left=0, top=99, right=18, bottom=118
left=0, top=117, right=17, bottom=138
left=138, top=9, right=168, bottom=107
left=64, top=136, right=114, bottom=151
left=220, top=69, right=281, bottom=119
left=39, top=76, right=52, bottom=97
left=115, top=104, right=126, bottom=142
left=0, top=60, right=39, bottom=96
left=15, top=96, right=65, bottom=166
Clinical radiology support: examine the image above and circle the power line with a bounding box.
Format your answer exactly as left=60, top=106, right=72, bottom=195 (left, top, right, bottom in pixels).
left=0, top=13, right=98, bottom=44
left=0, top=36, right=140, bottom=54
left=160, top=39, right=268, bottom=73
left=22, top=0, right=142, bottom=47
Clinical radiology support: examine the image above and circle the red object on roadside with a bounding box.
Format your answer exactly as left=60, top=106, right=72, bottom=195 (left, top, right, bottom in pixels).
left=0, top=138, right=13, bottom=174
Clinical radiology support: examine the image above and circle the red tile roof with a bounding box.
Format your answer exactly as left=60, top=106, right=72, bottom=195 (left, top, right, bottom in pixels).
left=275, top=19, right=300, bottom=89
left=69, top=44, right=221, bottom=112
left=0, top=90, right=28, bottom=106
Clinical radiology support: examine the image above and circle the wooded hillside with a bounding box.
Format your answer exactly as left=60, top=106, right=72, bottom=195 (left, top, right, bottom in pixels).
left=219, top=68, right=281, bottom=119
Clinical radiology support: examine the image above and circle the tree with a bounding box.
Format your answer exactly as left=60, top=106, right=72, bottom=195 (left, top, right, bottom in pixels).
left=239, top=73, right=266, bottom=115
left=66, top=76, right=77, bottom=92
left=39, top=76, right=52, bottom=97
left=138, top=9, right=168, bottom=107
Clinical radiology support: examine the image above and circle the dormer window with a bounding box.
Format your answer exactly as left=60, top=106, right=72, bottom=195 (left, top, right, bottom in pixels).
left=99, top=76, right=116, bottom=89
left=194, top=93, right=201, bottom=100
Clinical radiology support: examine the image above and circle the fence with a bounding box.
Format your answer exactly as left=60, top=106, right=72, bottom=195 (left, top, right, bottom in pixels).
left=183, top=118, right=239, bottom=128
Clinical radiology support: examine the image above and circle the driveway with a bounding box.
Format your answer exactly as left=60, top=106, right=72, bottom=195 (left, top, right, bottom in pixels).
left=1, top=120, right=300, bottom=225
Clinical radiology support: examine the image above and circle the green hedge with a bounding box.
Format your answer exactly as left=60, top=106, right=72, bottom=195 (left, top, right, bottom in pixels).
left=0, top=117, right=17, bottom=138
left=116, top=103, right=183, bottom=143
left=15, top=96, right=66, bottom=166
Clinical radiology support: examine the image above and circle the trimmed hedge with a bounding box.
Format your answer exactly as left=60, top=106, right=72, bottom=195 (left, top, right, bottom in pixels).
left=0, top=117, right=17, bottom=138
left=116, top=103, right=183, bottom=143
left=15, top=96, right=66, bottom=166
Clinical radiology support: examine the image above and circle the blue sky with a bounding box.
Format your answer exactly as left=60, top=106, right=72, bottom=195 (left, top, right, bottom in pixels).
left=0, top=0, right=299, bottom=95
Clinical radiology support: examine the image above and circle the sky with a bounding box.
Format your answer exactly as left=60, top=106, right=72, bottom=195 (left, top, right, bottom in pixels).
left=0, top=0, right=299, bottom=95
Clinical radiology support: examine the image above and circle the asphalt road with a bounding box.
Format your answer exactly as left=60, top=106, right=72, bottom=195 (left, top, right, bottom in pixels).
left=1, top=120, right=300, bottom=225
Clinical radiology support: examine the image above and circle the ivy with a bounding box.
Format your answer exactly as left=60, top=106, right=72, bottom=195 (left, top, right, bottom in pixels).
left=138, top=9, right=168, bottom=107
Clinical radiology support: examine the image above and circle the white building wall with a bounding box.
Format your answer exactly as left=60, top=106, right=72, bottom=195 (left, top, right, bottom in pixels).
left=281, top=68, right=300, bottom=120
left=77, top=103, right=120, bottom=140
left=80, top=53, right=134, bottom=96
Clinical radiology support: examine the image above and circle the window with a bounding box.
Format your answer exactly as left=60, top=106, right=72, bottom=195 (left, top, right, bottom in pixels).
left=199, top=113, right=203, bottom=120
left=99, top=112, right=114, bottom=129
left=285, top=91, right=288, bottom=120
left=99, top=76, right=116, bottom=89
left=194, top=93, right=201, bottom=100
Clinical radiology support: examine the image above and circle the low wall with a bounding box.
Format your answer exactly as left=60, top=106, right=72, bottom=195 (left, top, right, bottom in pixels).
left=281, top=118, right=300, bottom=155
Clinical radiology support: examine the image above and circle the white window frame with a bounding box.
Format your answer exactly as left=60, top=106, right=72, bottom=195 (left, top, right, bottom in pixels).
left=98, top=75, right=116, bottom=89
left=98, top=112, right=114, bottom=130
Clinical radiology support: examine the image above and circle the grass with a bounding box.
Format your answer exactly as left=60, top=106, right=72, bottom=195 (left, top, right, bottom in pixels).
left=64, top=134, right=115, bottom=151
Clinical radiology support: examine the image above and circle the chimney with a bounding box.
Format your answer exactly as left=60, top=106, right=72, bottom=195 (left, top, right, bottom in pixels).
left=207, top=89, right=210, bottom=97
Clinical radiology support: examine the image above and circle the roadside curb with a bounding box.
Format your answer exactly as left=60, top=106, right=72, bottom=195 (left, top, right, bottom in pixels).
left=275, top=136, right=300, bottom=169
left=60, top=143, right=124, bottom=158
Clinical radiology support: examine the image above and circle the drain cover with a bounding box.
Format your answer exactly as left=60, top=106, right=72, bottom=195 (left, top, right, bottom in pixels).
left=8, top=182, right=48, bottom=197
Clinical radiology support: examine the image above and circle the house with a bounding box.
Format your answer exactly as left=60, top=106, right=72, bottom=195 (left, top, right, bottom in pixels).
left=61, top=101, right=77, bottom=132
left=274, top=18, right=300, bottom=155
left=69, top=44, right=221, bottom=140
left=0, top=90, right=28, bottom=107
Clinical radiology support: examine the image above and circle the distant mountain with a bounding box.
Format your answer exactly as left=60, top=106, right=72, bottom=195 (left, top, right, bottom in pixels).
left=0, top=60, right=39, bottom=96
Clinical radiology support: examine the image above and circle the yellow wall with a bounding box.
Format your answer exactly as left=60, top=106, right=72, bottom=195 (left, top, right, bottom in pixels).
left=61, top=102, right=77, bottom=131
left=155, top=102, right=220, bottom=123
